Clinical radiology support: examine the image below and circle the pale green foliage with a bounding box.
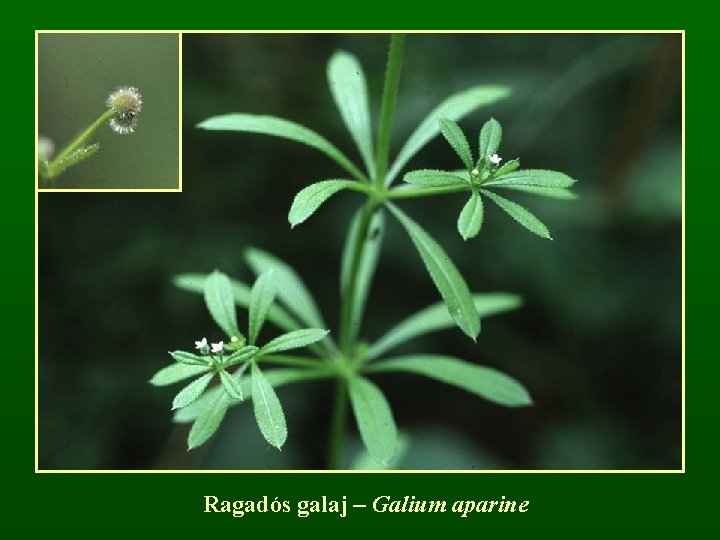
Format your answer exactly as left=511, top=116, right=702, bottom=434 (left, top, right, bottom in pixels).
left=248, top=269, right=277, bottom=345
left=388, top=203, right=480, bottom=340
left=204, top=270, right=241, bottom=338
left=348, top=376, right=398, bottom=465
left=457, top=191, right=484, bottom=240
left=289, top=180, right=358, bottom=227
left=440, top=118, right=473, bottom=171
left=198, top=114, right=366, bottom=181
left=327, top=51, right=375, bottom=176
left=369, top=355, right=532, bottom=407
left=153, top=39, right=577, bottom=466
left=251, top=362, right=288, bottom=449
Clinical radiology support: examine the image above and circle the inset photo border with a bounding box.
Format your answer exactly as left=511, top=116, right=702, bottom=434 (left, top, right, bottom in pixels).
left=35, top=31, right=182, bottom=191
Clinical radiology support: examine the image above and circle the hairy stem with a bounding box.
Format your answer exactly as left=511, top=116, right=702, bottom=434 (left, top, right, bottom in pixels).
left=327, top=377, right=348, bottom=469
left=374, top=34, right=406, bottom=187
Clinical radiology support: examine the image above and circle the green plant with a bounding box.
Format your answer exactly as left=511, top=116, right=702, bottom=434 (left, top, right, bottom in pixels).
left=38, top=86, right=142, bottom=186
left=151, top=35, right=577, bottom=469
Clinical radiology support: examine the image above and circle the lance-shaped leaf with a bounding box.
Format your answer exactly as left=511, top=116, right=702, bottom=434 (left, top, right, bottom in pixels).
left=327, top=51, right=375, bottom=176
left=172, top=372, right=215, bottom=410
left=482, top=169, right=576, bottom=189
left=478, top=118, right=502, bottom=161
left=349, top=376, right=398, bottom=465
left=387, top=85, right=511, bottom=185
left=367, top=293, right=521, bottom=361
left=368, top=355, right=532, bottom=407
left=174, top=274, right=300, bottom=334
left=489, top=185, right=578, bottom=200
left=481, top=189, right=552, bottom=239
left=251, top=362, right=287, bottom=449
left=248, top=269, right=277, bottom=345
left=169, top=351, right=209, bottom=366
left=259, top=329, right=330, bottom=355
left=403, top=169, right=469, bottom=188
left=457, top=191, right=484, bottom=240
left=223, top=345, right=259, bottom=368
left=245, top=248, right=326, bottom=329
left=440, top=118, right=473, bottom=171
left=187, top=388, right=230, bottom=450
left=495, top=158, right=520, bottom=177
left=351, top=432, right=410, bottom=470
left=387, top=203, right=479, bottom=340
left=197, top=113, right=365, bottom=181
left=289, top=180, right=359, bottom=228
left=175, top=368, right=327, bottom=423
left=204, top=270, right=241, bottom=338
left=340, top=208, right=385, bottom=342
left=219, top=369, right=244, bottom=400
left=150, top=363, right=211, bottom=386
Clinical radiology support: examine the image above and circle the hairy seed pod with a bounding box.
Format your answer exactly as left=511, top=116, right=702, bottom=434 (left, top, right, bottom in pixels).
left=106, top=86, right=142, bottom=134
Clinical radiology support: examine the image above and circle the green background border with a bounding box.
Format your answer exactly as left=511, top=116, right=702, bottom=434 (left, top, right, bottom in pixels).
left=24, top=5, right=695, bottom=532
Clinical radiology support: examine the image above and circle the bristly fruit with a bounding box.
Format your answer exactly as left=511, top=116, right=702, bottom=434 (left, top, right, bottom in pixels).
left=107, top=86, right=143, bottom=134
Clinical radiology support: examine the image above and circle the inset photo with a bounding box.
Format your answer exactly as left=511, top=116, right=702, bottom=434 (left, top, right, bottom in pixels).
left=36, top=32, right=180, bottom=190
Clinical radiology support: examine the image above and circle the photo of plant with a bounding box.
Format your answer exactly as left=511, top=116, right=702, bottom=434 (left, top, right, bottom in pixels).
left=37, top=33, right=682, bottom=470
left=37, top=32, right=180, bottom=189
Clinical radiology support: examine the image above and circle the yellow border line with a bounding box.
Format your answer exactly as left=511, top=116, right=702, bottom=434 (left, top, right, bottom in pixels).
left=35, top=30, right=685, bottom=474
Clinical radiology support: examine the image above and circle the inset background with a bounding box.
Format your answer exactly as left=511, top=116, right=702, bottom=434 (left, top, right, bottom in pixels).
left=38, top=33, right=179, bottom=189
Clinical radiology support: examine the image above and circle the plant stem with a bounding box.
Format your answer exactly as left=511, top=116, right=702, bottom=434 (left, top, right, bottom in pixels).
left=54, top=109, right=114, bottom=163
left=327, top=377, right=348, bottom=469
left=339, top=199, right=378, bottom=358
left=374, top=34, right=406, bottom=188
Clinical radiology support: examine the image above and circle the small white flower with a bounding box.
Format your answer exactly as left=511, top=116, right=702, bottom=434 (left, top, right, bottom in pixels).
left=489, top=153, right=502, bottom=165
left=230, top=336, right=238, bottom=342
left=194, top=337, right=208, bottom=350
left=211, top=341, right=224, bottom=353
left=471, top=168, right=479, bottom=177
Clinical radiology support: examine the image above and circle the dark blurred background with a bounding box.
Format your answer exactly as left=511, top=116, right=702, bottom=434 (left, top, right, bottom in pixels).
left=38, top=33, right=179, bottom=188
left=38, top=33, right=682, bottom=470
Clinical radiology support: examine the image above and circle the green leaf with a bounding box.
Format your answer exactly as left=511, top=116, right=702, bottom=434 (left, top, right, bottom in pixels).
left=387, top=85, right=511, bottom=185
left=150, top=363, right=211, bottom=386
left=481, top=189, right=552, bottom=239
left=369, top=355, right=532, bottom=407
left=479, top=118, right=502, bottom=160
left=348, top=376, right=398, bottom=465
left=483, top=169, right=577, bottom=189
left=50, top=143, right=100, bottom=178
left=248, top=269, right=277, bottom=345
left=187, top=388, right=229, bottom=450
left=327, top=51, right=374, bottom=176
left=174, top=368, right=325, bottom=423
left=367, top=293, right=521, bottom=361
left=495, top=158, right=520, bottom=177
left=490, top=185, right=578, bottom=200
left=340, top=208, right=385, bottom=342
left=259, top=329, right=330, bottom=355
left=204, top=270, right=240, bottom=338
left=440, top=118, right=473, bottom=171
left=351, top=432, right=410, bottom=470
left=172, top=372, right=215, bottom=410
left=457, top=192, right=484, bottom=240
left=403, top=169, right=469, bottom=187
left=245, top=248, right=326, bottom=329
left=174, top=274, right=301, bottom=334
left=289, top=180, right=357, bottom=228
left=223, top=345, right=259, bottom=368
left=251, top=363, right=288, bottom=449
left=169, top=351, right=209, bottom=366
left=387, top=203, right=479, bottom=340
left=219, top=369, right=244, bottom=400
left=197, top=113, right=365, bottom=181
